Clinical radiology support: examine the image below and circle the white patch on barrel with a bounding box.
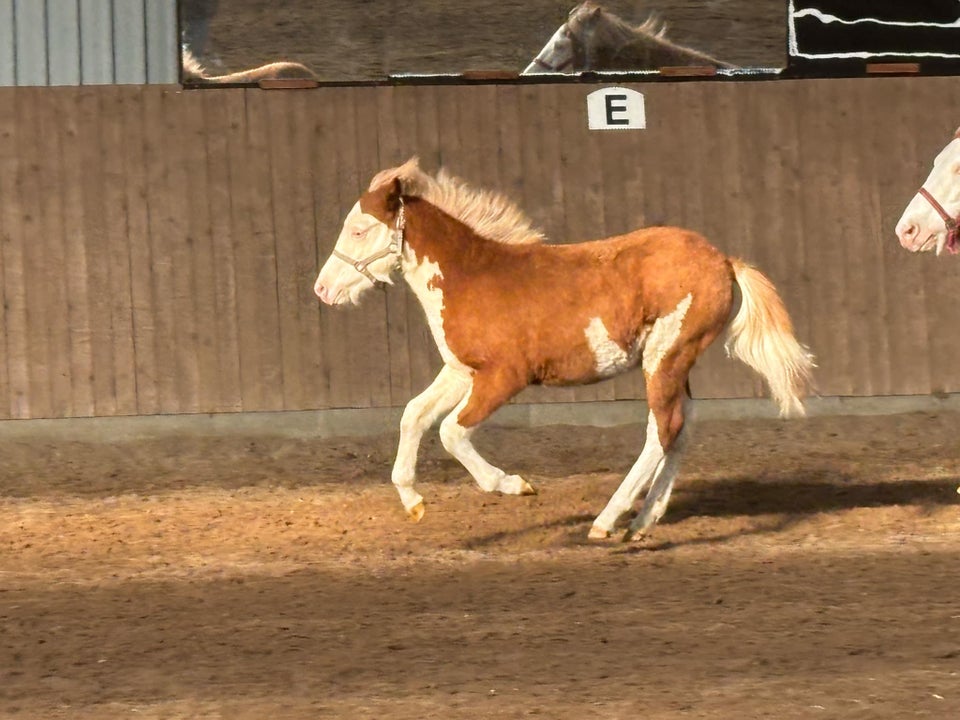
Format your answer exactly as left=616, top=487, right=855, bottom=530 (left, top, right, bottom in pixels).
left=643, top=294, right=693, bottom=376
left=585, top=317, right=645, bottom=378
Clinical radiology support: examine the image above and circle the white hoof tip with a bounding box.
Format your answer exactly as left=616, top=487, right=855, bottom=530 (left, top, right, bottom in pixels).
left=499, top=475, right=536, bottom=496
left=623, top=529, right=647, bottom=543
left=588, top=526, right=612, bottom=540
left=407, top=502, right=425, bottom=523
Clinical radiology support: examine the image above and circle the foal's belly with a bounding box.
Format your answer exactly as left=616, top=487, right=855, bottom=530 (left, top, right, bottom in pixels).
left=533, top=321, right=648, bottom=386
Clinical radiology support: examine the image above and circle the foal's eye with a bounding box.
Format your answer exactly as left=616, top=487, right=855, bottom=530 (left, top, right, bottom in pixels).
left=351, top=225, right=370, bottom=238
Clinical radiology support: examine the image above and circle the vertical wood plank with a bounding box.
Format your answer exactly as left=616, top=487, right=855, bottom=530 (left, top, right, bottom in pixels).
left=34, top=89, right=72, bottom=416
left=322, top=86, right=366, bottom=409
left=61, top=88, right=98, bottom=417
left=0, top=88, right=15, bottom=416
left=375, top=84, right=414, bottom=406
left=98, top=86, right=138, bottom=415
left=142, top=88, right=195, bottom=414
left=267, top=91, right=322, bottom=410
left=235, top=89, right=284, bottom=411
left=178, top=89, right=222, bottom=412
left=352, top=86, right=392, bottom=408
left=793, top=80, right=856, bottom=397
left=834, top=80, right=881, bottom=396
left=407, top=85, right=444, bottom=394
left=121, top=87, right=159, bottom=415
left=308, top=87, right=345, bottom=410
left=13, top=90, right=52, bottom=416
left=201, top=91, right=243, bottom=411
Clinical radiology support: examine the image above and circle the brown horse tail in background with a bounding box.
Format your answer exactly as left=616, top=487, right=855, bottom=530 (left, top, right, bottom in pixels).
left=182, top=48, right=317, bottom=83
left=725, top=258, right=815, bottom=418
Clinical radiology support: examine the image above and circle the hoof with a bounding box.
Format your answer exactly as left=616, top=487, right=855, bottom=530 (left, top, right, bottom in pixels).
left=407, top=502, right=425, bottom=523
left=499, top=474, right=537, bottom=496
left=623, top=528, right=646, bottom=543
left=588, top=525, right=612, bottom=540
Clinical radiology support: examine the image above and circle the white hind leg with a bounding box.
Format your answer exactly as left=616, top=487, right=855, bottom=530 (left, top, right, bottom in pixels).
left=590, top=330, right=699, bottom=541
left=391, top=365, right=470, bottom=521
left=438, top=371, right=536, bottom=496
left=625, top=397, right=693, bottom=540
left=589, top=410, right=665, bottom=538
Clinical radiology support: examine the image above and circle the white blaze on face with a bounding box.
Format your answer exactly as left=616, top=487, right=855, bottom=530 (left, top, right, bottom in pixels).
left=522, top=24, right=574, bottom=74
left=896, top=133, right=960, bottom=255
left=314, top=201, right=394, bottom=305
left=585, top=317, right=646, bottom=378
left=642, top=294, right=693, bottom=376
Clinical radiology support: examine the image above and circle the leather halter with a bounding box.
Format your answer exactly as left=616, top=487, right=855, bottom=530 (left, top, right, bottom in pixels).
left=916, top=128, right=960, bottom=255
left=331, top=198, right=405, bottom=284
left=530, top=25, right=584, bottom=72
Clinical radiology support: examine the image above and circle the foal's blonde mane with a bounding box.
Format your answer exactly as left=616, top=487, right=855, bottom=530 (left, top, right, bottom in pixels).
left=368, top=158, right=544, bottom=245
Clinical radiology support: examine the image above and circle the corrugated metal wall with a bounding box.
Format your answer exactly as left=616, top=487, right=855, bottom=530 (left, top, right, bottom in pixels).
left=0, top=0, right=177, bottom=86
left=0, top=77, right=958, bottom=419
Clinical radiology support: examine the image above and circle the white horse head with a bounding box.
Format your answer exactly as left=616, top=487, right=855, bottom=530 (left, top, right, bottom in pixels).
left=523, top=3, right=594, bottom=74
left=896, top=126, right=960, bottom=255
left=314, top=177, right=405, bottom=306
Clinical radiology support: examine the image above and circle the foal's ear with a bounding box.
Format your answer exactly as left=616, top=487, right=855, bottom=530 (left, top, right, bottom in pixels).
left=385, top=177, right=403, bottom=213
left=571, top=0, right=603, bottom=18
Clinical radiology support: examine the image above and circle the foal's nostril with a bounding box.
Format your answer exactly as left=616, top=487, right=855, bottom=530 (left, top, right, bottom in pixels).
left=896, top=220, right=918, bottom=246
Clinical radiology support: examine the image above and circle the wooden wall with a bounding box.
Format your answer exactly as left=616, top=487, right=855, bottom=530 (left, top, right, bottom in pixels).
left=0, top=77, right=958, bottom=419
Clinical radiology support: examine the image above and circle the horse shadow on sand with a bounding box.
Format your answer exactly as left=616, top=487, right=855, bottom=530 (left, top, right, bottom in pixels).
left=461, top=470, right=960, bottom=551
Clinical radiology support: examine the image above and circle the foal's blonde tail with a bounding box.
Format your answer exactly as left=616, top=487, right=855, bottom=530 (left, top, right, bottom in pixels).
left=725, top=259, right=815, bottom=417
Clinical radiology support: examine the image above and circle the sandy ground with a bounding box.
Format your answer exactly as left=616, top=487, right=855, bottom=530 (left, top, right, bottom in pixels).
left=2, top=410, right=959, bottom=719
left=195, top=0, right=788, bottom=80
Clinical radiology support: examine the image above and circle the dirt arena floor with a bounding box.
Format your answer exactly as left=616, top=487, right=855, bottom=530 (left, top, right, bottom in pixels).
left=2, top=409, right=959, bottom=719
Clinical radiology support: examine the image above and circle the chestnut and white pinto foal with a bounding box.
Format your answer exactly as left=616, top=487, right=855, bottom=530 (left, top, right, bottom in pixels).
left=896, top=125, right=960, bottom=256
left=315, top=159, right=814, bottom=541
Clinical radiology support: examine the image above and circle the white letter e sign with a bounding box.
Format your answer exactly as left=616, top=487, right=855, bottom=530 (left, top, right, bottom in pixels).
left=587, top=87, right=645, bottom=130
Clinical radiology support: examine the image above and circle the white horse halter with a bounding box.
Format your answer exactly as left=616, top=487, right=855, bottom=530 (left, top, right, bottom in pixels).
left=331, top=198, right=406, bottom=284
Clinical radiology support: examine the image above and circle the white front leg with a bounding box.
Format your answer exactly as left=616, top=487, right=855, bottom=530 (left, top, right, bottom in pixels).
left=392, top=365, right=470, bottom=520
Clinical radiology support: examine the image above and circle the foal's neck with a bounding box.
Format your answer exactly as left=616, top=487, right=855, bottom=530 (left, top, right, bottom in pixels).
left=400, top=198, right=488, bottom=270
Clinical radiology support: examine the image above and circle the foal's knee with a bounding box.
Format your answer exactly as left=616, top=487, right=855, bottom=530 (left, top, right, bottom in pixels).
left=399, top=402, right=428, bottom=437
left=438, top=414, right=467, bottom=453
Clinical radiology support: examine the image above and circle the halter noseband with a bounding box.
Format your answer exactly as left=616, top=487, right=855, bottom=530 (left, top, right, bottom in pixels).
left=915, top=128, right=960, bottom=255
left=332, top=198, right=405, bottom=284
left=531, top=24, right=583, bottom=72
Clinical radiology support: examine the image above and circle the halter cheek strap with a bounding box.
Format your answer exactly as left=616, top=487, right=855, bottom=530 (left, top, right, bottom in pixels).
left=332, top=199, right=406, bottom=284
left=914, top=128, right=960, bottom=255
